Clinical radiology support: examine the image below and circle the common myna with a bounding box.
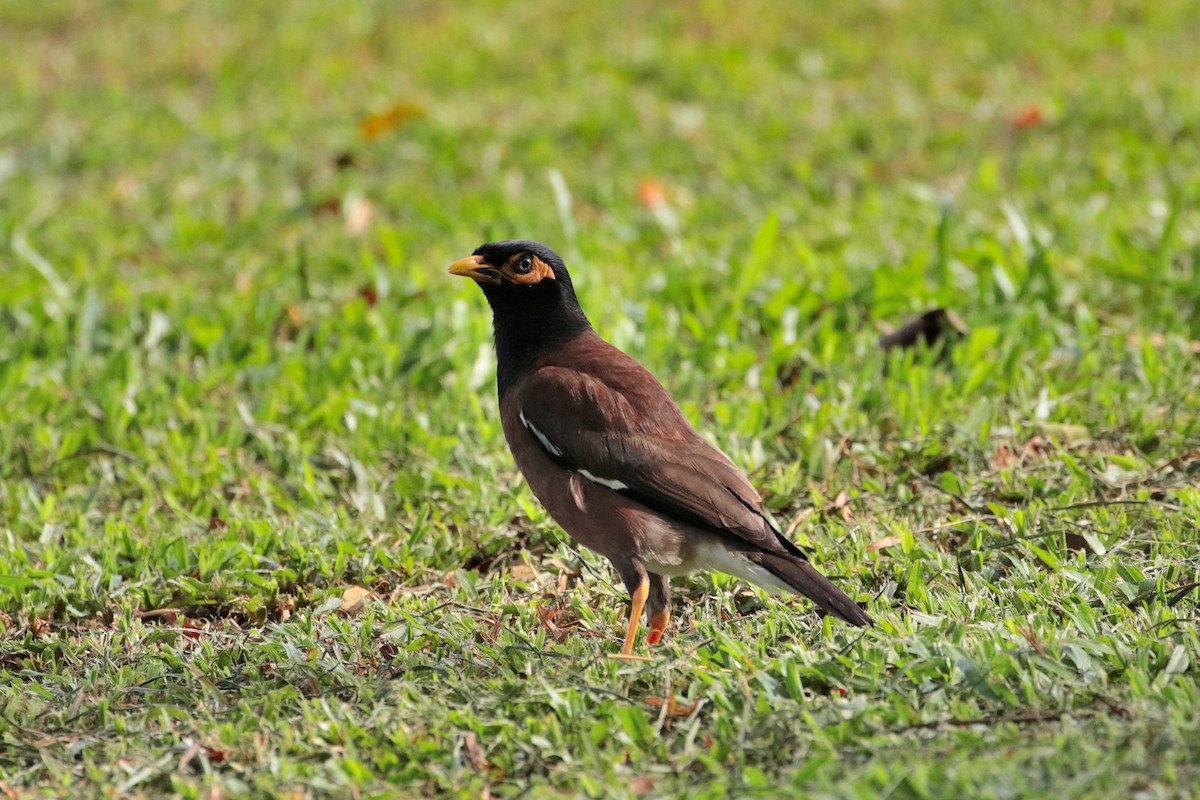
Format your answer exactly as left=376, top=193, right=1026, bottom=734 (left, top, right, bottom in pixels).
left=450, top=241, right=873, bottom=655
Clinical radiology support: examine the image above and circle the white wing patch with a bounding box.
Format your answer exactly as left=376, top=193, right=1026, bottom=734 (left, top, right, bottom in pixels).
left=519, top=410, right=563, bottom=457
left=578, top=469, right=628, bottom=491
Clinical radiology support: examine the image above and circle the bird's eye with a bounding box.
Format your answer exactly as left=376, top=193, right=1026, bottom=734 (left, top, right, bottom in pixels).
left=514, top=256, right=534, bottom=274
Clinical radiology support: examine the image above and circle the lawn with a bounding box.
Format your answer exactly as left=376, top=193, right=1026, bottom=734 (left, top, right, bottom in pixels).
left=2, top=0, right=1199, bottom=797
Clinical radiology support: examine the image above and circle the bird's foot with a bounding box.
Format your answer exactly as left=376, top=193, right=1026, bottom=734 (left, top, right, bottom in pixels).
left=646, top=610, right=670, bottom=646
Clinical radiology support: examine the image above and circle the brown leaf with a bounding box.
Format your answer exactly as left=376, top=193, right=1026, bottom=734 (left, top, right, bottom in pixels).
left=311, top=196, right=341, bottom=216
left=340, top=586, right=373, bottom=615
left=360, top=103, right=426, bottom=140
left=866, top=534, right=903, bottom=553
left=831, top=490, right=853, bottom=521
left=1011, top=105, right=1044, bottom=131
left=462, top=732, right=488, bottom=773
left=206, top=511, right=227, bottom=532
left=135, top=608, right=180, bottom=624
left=203, top=744, right=228, bottom=764
left=181, top=618, right=204, bottom=640
left=274, top=305, right=306, bottom=344
left=178, top=740, right=201, bottom=772
left=630, top=776, right=658, bottom=797
left=507, top=563, right=537, bottom=581
left=645, top=695, right=701, bottom=717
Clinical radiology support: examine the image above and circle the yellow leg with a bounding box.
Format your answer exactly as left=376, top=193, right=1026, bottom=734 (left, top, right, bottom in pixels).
left=620, top=576, right=650, bottom=656
left=646, top=610, right=670, bottom=646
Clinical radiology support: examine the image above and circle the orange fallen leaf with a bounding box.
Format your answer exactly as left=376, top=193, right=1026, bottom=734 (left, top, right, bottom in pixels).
left=645, top=695, right=701, bottom=716
left=360, top=103, right=426, bottom=140
left=636, top=179, right=668, bottom=209
left=866, top=534, right=903, bottom=553
left=832, top=489, right=853, bottom=521
left=1011, top=105, right=1043, bottom=131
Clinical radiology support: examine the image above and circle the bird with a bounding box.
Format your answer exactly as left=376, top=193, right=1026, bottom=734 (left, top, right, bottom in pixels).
left=449, top=240, right=873, bottom=656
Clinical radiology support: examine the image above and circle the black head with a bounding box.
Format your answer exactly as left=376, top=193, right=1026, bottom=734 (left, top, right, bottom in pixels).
left=448, top=240, right=593, bottom=392
left=448, top=240, right=589, bottom=323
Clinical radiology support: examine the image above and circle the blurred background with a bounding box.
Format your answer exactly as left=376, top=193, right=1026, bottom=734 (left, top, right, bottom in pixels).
left=3, top=1, right=1200, bottom=796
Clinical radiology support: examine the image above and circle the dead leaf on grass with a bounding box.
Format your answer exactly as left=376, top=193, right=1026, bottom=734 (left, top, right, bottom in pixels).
left=867, top=534, right=903, bottom=553
left=630, top=775, right=658, bottom=797
left=1011, top=105, right=1044, bottom=131
left=340, top=586, right=374, bottom=615
left=360, top=102, right=426, bottom=140
left=462, top=731, right=488, bottom=773
left=507, top=563, right=537, bottom=581
left=645, top=695, right=702, bottom=717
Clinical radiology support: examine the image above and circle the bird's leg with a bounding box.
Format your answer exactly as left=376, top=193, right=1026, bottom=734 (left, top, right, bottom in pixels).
left=646, top=573, right=671, bottom=646
left=620, top=575, right=649, bottom=657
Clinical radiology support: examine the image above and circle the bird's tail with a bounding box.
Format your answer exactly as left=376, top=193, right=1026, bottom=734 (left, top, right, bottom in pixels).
left=751, top=552, right=874, bottom=627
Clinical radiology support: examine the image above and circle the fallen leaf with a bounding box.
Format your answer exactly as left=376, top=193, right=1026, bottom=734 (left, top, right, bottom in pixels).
left=832, top=489, right=853, bottom=521
left=340, top=585, right=373, bottom=615
left=344, top=193, right=373, bottom=235
left=993, top=444, right=1017, bottom=470
left=135, top=608, right=180, bottom=624
left=1011, top=105, right=1044, bottom=131
left=311, top=196, right=341, bottom=216
left=462, top=732, right=487, bottom=773
left=636, top=179, right=668, bottom=208
left=507, top=563, right=537, bottom=581
left=867, top=534, right=903, bottom=553
left=178, top=740, right=201, bottom=772
left=203, top=744, right=227, bottom=764
left=360, top=102, right=426, bottom=140
left=630, top=776, right=658, bottom=797
left=645, top=695, right=701, bottom=716
left=274, top=305, right=306, bottom=344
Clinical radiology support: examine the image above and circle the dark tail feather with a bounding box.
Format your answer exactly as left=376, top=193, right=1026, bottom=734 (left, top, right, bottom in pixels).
left=752, top=552, right=874, bottom=627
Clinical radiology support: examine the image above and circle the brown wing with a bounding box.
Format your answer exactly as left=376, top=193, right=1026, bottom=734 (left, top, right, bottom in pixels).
left=515, top=362, right=803, bottom=559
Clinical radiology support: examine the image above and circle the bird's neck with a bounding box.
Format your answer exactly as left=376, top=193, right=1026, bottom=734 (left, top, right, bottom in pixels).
left=492, top=304, right=593, bottom=397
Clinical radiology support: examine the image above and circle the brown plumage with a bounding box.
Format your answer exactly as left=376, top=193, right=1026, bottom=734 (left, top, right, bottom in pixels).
left=450, top=240, right=872, bottom=655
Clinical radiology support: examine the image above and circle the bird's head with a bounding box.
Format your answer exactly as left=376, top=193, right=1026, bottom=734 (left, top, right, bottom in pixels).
left=448, top=240, right=584, bottom=322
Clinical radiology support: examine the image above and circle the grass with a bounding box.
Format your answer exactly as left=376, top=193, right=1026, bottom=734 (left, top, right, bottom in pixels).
left=2, top=0, right=1199, bottom=796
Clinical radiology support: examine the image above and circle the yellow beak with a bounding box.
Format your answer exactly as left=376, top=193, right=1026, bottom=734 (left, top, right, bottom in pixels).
left=448, top=254, right=502, bottom=285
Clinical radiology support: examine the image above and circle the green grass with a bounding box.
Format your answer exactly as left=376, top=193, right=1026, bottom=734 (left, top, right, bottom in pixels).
left=2, top=0, right=1199, bottom=796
